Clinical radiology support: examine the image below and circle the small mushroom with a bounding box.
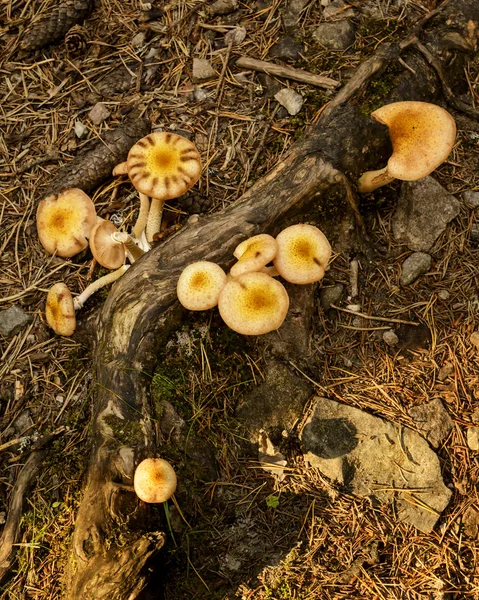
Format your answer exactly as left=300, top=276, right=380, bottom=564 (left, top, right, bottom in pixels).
left=273, top=224, right=331, bottom=285
left=36, top=189, right=97, bottom=257
left=134, top=458, right=177, bottom=503
left=218, top=271, right=289, bottom=335
left=89, top=219, right=126, bottom=269
left=45, top=283, right=76, bottom=336
left=230, top=234, right=279, bottom=278
left=177, top=261, right=227, bottom=310
left=358, top=101, right=456, bottom=193
left=125, top=132, right=202, bottom=242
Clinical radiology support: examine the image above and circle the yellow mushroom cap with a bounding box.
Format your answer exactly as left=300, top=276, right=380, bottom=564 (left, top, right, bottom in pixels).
left=134, top=458, right=177, bottom=503
left=372, top=101, right=456, bottom=181
left=45, top=282, right=76, bottom=336
left=218, top=271, right=289, bottom=335
left=127, top=132, right=202, bottom=200
left=177, top=261, right=227, bottom=310
left=273, top=224, right=331, bottom=285
left=230, top=234, right=279, bottom=278
left=36, top=189, right=97, bottom=257
left=89, top=220, right=125, bottom=270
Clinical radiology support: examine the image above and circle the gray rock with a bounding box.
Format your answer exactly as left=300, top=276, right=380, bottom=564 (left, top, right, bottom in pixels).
left=208, top=0, right=238, bottom=16
left=400, top=252, right=432, bottom=286
left=0, top=305, right=32, bottom=337
left=467, top=427, right=479, bottom=451
left=408, top=398, right=453, bottom=448
left=463, top=506, right=479, bottom=538
left=383, top=330, right=399, bottom=347
left=236, top=360, right=313, bottom=442
left=274, top=88, right=304, bottom=115
left=322, top=0, right=355, bottom=19
left=320, top=283, right=344, bottom=310
left=282, top=0, right=308, bottom=33
left=312, top=21, right=356, bottom=51
left=301, top=397, right=452, bottom=532
left=88, top=102, right=110, bottom=125
left=392, top=177, right=461, bottom=252
left=257, top=73, right=282, bottom=98
left=463, top=190, right=479, bottom=208
left=192, top=58, right=216, bottom=82
left=269, top=36, right=304, bottom=61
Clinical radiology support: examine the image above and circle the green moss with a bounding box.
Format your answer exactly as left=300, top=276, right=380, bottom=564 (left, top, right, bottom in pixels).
left=103, top=414, right=144, bottom=446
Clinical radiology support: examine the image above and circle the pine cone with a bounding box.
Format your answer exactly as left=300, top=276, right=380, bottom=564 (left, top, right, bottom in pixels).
left=20, top=0, right=93, bottom=52
left=65, top=24, right=88, bottom=55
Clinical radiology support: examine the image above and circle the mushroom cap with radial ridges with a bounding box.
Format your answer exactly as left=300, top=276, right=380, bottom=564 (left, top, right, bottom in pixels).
left=36, top=189, right=97, bottom=257
left=230, top=234, right=279, bottom=278
left=218, top=271, right=289, bottom=335
left=89, top=220, right=125, bottom=270
left=372, top=101, right=456, bottom=181
left=273, top=224, right=331, bottom=285
left=134, top=458, right=177, bottom=503
left=127, top=132, right=202, bottom=200
left=45, top=283, right=76, bottom=336
left=177, top=261, right=227, bottom=310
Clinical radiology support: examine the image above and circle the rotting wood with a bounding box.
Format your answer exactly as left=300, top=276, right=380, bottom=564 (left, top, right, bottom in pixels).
left=12, top=0, right=472, bottom=596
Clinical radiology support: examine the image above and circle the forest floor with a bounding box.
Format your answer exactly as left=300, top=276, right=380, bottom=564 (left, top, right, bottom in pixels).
left=1, top=0, right=479, bottom=598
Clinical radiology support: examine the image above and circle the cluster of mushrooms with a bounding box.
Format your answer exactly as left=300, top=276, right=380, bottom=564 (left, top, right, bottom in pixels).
left=177, top=225, right=332, bottom=335
left=42, top=131, right=202, bottom=336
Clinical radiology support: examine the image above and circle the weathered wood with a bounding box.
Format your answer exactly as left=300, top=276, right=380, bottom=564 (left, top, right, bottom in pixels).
left=67, top=1, right=479, bottom=596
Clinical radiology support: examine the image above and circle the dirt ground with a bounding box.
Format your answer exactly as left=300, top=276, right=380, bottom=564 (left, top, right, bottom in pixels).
left=1, top=0, right=479, bottom=598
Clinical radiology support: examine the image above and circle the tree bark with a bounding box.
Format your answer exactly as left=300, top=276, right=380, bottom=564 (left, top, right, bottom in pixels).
left=66, top=1, right=479, bottom=596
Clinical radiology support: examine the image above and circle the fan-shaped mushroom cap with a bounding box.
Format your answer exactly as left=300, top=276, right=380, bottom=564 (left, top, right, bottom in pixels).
left=89, top=220, right=125, bottom=269
left=45, top=283, right=76, bottom=336
left=177, top=261, right=227, bottom=310
left=273, top=224, right=331, bottom=285
left=230, top=234, right=279, bottom=278
left=358, top=101, right=456, bottom=192
left=218, top=271, right=289, bottom=335
left=36, top=189, right=97, bottom=257
left=134, top=458, right=177, bottom=503
left=127, top=132, right=202, bottom=200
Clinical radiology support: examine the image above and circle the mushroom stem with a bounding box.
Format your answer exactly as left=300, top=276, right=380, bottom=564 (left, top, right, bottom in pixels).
left=73, top=265, right=130, bottom=310
left=358, top=166, right=396, bottom=193
left=146, top=197, right=166, bottom=243
left=132, top=193, right=150, bottom=240
left=113, top=161, right=128, bottom=176
left=111, top=231, right=145, bottom=262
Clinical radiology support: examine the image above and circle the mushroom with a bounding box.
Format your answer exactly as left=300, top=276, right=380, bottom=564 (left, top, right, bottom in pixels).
left=177, top=261, right=227, bottom=310
left=111, top=231, right=145, bottom=262
left=125, top=132, right=202, bottom=242
left=273, top=224, right=331, bottom=285
left=218, top=271, right=290, bottom=335
left=133, top=458, right=177, bottom=503
left=230, top=234, right=279, bottom=279
left=45, top=283, right=76, bottom=336
left=89, top=219, right=126, bottom=269
left=36, top=189, right=97, bottom=257
left=73, top=265, right=130, bottom=309
left=358, top=101, right=456, bottom=193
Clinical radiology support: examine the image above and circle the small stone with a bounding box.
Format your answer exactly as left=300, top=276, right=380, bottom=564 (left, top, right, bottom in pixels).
left=437, top=289, right=450, bottom=300
left=408, top=399, right=453, bottom=448
left=74, top=120, right=87, bottom=138
left=383, top=330, right=399, bottom=347
left=438, top=362, right=454, bottom=381
left=225, top=26, right=246, bottom=46
left=400, top=252, right=432, bottom=286
left=192, top=58, right=216, bottom=82
left=463, top=506, right=479, bottom=538
left=257, top=73, right=282, bottom=98
left=322, top=0, right=355, bottom=19
left=392, top=177, right=461, bottom=252
left=312, top=21, right=356, bottom=51
left=470, top=331, right=479, bottom=350
left=131, top=32, right=146, bottom=48
left=208, top=0, right=238, bottom=16
left=463, top=190, right=479, bottom=208
left=274, top=88, right=304, bottom=115
left=466, top=427, right=479, bottom=451
left=320, top=283, right=344, bottom=310
left=88, top=103, right=110, bottom=125
left=269, top=35, right=304, bottom=61
left=0, top=305, right=32, bottom=337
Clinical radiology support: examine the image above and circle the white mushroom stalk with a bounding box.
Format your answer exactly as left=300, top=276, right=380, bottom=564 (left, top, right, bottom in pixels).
left=73, top=265, right=130, bottom=309
left=132, top=192, right=150, bottom=241
left=111, top=231, right=145, bottom=262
